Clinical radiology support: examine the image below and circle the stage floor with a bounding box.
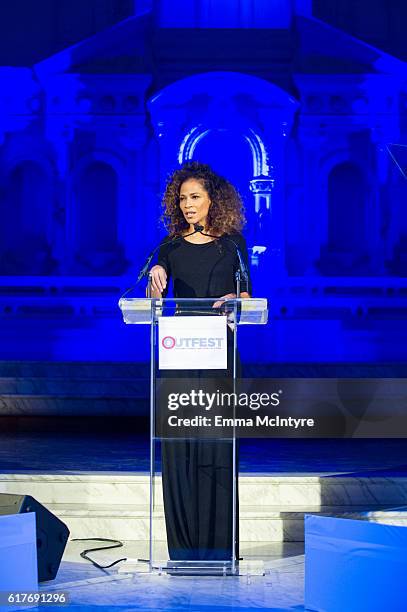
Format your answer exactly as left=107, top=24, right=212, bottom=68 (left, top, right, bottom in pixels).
left=0, top=432, right=406, bottom=475
left=40, top=540, right=305, bottom=612
left=1, top=433, right=406, bottom=610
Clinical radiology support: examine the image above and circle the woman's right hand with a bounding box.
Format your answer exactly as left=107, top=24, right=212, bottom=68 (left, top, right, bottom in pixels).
left=149, top=265, right=167, bottom=295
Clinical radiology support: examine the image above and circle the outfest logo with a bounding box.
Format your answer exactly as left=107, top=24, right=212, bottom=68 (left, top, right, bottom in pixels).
left=161, top=335, right=224, bottom=349
left=162, top=336, right=176, bottom=349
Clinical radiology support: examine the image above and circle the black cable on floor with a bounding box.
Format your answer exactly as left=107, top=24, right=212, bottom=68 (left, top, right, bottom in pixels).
left=71, top=537, right=127, bottom=569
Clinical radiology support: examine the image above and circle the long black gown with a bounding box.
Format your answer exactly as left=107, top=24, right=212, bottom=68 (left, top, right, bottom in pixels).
left=157, top=234, right=251, bottom=561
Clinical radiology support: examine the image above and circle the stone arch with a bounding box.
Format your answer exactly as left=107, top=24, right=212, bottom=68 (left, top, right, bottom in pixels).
left=328, top=161, right=367, bottom=252
left=148, top=71, right=295, bottom=180
left=0, top=159, right=55, bottom=274
left=148, top=71, right=297, bottom=267
left=317, top=154, right=372, bottom=275
left=178, top=126, right=269, bottom=178
left=319, top=150, right=373, bottom=243
left=70, top=154, right=125, bottom=274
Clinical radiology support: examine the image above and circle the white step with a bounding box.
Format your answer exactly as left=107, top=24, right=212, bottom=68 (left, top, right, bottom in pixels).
left=1, top=473, right=406, bottom=543
left=1, top=473, right=407, bottom=506
left=43, top=502, right=407, bottom=543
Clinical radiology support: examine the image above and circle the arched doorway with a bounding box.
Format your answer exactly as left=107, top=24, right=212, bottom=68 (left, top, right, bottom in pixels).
left=0, top=160, right=54, bottom=274
left=71, top=160, right=124, bottom=274
left=328, top=161, right=366, bottom=252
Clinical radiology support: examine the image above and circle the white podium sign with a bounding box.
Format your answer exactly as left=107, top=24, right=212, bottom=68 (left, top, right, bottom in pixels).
left=158, top=315, right=227, bottom=370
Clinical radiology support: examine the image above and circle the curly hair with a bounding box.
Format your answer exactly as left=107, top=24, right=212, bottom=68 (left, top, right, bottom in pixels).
left=162, top=161, right=246, bottom=237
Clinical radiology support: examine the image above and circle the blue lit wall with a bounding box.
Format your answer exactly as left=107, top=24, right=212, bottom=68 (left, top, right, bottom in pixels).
left=0, top=0, right=407, bottom=363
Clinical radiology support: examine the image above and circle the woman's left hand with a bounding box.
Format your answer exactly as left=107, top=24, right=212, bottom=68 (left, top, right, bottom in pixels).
left=212, top=292, right=250, bottom=309
left=212, top=293, right=237, bottom=309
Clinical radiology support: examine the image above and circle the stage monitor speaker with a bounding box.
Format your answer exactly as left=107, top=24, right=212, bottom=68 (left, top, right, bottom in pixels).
left=0, top=493, right=70, bottom=582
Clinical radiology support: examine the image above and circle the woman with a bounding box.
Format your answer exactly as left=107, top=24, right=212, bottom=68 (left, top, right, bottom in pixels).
left=150, top=161, right=251, bottom=563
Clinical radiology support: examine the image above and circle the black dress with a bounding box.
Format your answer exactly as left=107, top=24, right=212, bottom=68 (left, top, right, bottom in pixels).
left=157, top=234, right=251, bottom=561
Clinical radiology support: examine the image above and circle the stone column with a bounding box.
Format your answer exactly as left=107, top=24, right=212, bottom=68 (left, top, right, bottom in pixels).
left=44, top=124, right=73, bottom=275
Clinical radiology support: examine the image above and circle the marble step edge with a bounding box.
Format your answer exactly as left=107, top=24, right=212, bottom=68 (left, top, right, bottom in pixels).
left=0, top=392, right=148, bottom=400
left=0, top=378, right=148, bottom=396
left=0, top=365, right=149, bottom=377
left=1, top=473, right=406, bottom=483
left=45, top=503, right=407, bottom=520
left=0, top=376, right=148, bottom=382
left=2, top=474, right=407, bottom=508
left=0, top=403, right=147, bottom=416
left=53, top=509, right=407, bottom=542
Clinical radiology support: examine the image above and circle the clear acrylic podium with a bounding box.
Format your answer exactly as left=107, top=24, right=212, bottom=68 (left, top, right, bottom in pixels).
left=118, top=297, right=268, bottom=575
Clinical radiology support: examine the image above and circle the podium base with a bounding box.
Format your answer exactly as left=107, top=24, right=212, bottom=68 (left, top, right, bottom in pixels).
left=118, top=558, right=265, bottom=577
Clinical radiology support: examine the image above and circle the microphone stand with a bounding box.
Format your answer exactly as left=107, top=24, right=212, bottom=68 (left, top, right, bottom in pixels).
left=235, top=269, right=241, bottom=299
left=146, top=274, right=152, bottom=298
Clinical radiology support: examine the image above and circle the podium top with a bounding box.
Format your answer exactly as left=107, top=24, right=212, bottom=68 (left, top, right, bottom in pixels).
left=118, top=297, right=268, bottom=325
